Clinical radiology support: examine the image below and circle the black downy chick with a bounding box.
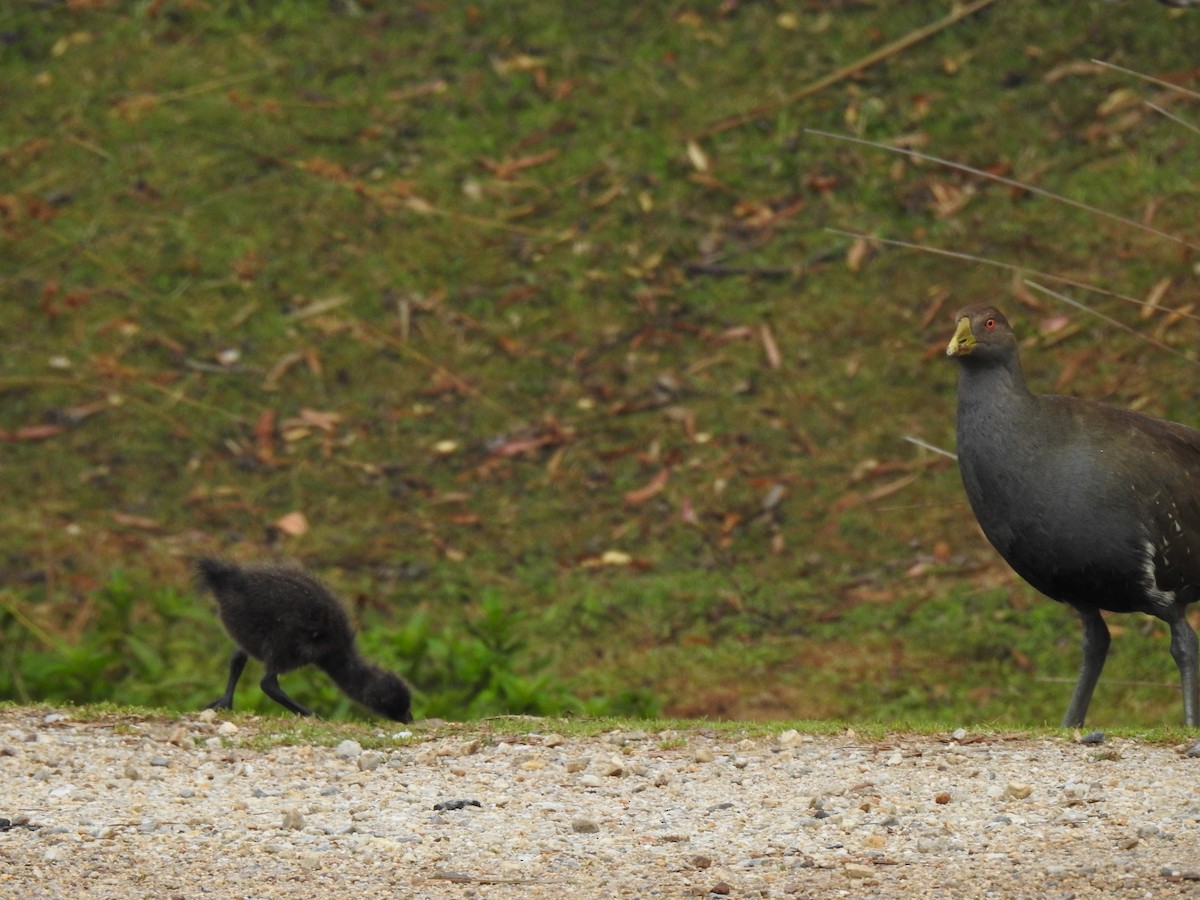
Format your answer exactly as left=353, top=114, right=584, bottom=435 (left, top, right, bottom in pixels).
left=197, top=557, right=413, bottom=722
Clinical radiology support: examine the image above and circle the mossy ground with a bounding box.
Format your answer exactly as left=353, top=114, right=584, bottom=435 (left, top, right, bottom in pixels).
left=1, top=2, right=1198, bottom=726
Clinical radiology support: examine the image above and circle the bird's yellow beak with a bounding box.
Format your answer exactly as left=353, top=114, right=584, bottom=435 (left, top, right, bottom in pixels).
left=946, top=316, right=975, bottom=357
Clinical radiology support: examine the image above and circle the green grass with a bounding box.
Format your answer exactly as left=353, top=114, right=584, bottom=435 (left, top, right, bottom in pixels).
left=1, top=1, right=1198, bottom=726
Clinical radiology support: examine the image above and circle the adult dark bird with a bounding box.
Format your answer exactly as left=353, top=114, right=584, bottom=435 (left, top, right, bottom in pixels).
left=197, top=557, right=413, bottom=723
left=946, top=304, right=1200, bottom=727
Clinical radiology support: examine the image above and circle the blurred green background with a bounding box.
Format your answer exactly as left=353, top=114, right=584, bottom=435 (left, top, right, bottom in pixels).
left=1, top=1, right=1197, bottom=725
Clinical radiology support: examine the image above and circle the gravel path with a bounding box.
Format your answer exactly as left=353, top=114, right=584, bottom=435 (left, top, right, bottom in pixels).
left=3, top=708, right=1200, bottom=898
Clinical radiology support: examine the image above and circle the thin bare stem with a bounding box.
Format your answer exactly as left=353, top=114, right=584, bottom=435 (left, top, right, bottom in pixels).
left=1146, top=102, right=1200, bottom=137
left=826, top=227, right=1200, bottom=324
left=1092, top=59, right=1200, bottom=102
left=1024, top=281, right=1200, bottom=368
left=904, top=434, right=958, bottom=461
left=695, top=0, right=1000, bottom=138
left=807, top=130, right=1200, bottom=251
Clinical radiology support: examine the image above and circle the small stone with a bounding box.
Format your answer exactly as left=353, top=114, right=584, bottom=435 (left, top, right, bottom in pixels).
left=542, top=733, right=566, bottom=748
left=358, top=752, right=385, bottom=772
left=217, top=721, right=238, bottom=737
left=578, top=774, right=604, bottom=788
left=1063, top=783, right=1089, bottom=800
left=433, top=799, right=482, bottom=812
left=1138, top=824, right=1163, bottom=838
left=149, top=756, right=169, bottom=767
left=709, top=881, right=732, bottom=895
left=693, top=747, right=715, bottom=763
left=197, top=709, right=217, bottom=723
left=1120, top=836, right=1140, bottom=850
left=951, top=728, right=968, bottom=741
left=885, top=750, right=902, bottom=766
left=935, top=792, right=951, bottom=805
left=456, top=739, right=481, bottom=757
left=778, top=729, right=804, bottom=749
left=281, top=808, right=305, bottom=830
left=571, top=818, right=600, bottom=834
left=845, top=863, right=875, bottom=879
left=1003, top=782, right=1033, bottom=800
left=124, top=764, right=141, bottom=781
left=601, top=759, right=624, bottom=777
left=691, top=855, right=713, bottom=869
left=565, top=758, right=589, bottom=773
left=335, top=740, right=362, bottom=760
left=1080, top=730, right=1105, bottom=745
left=1185, top=742, right=1200, bottom=759
left=299, top=852, right=321, bottom=869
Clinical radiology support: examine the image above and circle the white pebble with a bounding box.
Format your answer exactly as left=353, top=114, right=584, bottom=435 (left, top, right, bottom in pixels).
left=335, top=740, right=363, bottom=760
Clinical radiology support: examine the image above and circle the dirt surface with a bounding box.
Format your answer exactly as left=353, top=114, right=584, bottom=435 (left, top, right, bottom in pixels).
left=2, top=707, right=1200, bottom=898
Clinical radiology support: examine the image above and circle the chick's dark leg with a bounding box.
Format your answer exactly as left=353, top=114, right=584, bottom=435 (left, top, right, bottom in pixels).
left=206, top=648, right=249, bottom=711
left=260, top=673, right=315, bottom=717
left=1061, top=606, right=1111, bottom=728
left=1165, top=610, right=1199, bottom=727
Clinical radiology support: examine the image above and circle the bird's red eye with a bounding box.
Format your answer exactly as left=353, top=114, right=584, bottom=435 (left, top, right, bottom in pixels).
left=984, top=317, right=996, bottom=330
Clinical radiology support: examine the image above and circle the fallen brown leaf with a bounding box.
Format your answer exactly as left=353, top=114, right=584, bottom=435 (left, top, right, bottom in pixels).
left=6, top=424, right=65, bottom=441
left=254, top=408, right=277, bottom=465
left=479, top=150, right=559, bottom=180
left=1141, top=276, right=1173, bottom=318
left=297, top=157, right=353, bottom=182
left=624, top=469, right=670, bottom=507
left=846, top=236, right=869, bottom=272
left=275, top=511, right=308, bottom=536
left=296, top=408, right=342, bottom=431
left=760, top=323, right=782, bottom=369
left=111, top=512, right=161, bottom=530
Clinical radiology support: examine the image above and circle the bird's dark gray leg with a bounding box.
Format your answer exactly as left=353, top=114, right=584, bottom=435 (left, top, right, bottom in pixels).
left=260, top=673, right=315, bottom=717
left=1062, top=607, right=1111, bottom=728
left=1165, top=611, right=1199, bottom=727
left=206, top=649, right=249, bottom=711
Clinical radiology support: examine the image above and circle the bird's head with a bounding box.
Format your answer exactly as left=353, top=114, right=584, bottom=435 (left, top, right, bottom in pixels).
left=946, top=305, right=1018, bottom=363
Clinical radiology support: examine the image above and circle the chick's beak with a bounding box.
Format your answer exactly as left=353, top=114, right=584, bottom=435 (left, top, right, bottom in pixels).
left=946, top=316, right=975, bottom=357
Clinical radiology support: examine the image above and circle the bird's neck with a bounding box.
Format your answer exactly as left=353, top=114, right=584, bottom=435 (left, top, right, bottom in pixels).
left=954, top=355, right=1045, bottom=472
left=319, top=651, right=376, bottom=700
left=956, top=355, right=1035, bottom=421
